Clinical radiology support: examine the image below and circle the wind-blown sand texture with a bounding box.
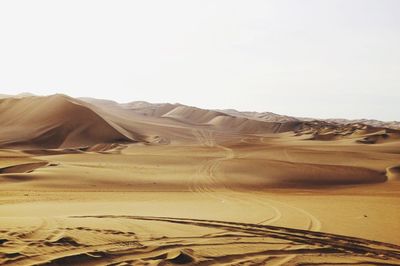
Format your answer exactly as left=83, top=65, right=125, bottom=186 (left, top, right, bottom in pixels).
left=1, top=94, right=400, bottom=265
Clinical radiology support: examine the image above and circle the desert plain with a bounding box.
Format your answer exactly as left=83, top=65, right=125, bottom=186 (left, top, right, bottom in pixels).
left=0, top=94, right=399, bottom=265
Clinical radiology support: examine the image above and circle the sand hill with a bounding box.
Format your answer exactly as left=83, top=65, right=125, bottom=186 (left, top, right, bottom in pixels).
left=0, top=94, right=136, bottom=149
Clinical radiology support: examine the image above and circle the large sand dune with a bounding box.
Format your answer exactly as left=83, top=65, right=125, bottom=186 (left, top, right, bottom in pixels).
left=1, top=94, right=400, bottom=265
left=0, top=95, right=137, bottom=149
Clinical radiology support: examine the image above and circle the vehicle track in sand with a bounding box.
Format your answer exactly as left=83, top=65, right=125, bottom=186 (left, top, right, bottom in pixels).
left=189, top=129, right=283, bottom=226
left=2, top=215, right=399, bottom=266
left=189, top=128, right=324, bottom=265
left=190, top=129, right=321, bottom=230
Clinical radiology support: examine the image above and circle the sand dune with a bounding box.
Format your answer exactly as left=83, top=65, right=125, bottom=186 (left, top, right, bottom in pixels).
left=221, top=109, right=299, bottom=123
left=208, top=116, right=301, bottom=134
left=163, top=105, right=227, bottom=124
left=83, top=97, right=306, bottom=135
left=221, top=159, right=387, bottom=188
left=0, top=94, right=136, bottom=149
left=0, top=94, right=400, bottom=265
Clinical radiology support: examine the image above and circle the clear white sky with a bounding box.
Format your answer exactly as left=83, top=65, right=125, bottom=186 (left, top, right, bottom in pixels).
left=0, top=0, right=399, bottom=121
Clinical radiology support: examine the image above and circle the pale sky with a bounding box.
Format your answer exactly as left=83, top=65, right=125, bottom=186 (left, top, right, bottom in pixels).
left=0, top=0, right=399, bottom=121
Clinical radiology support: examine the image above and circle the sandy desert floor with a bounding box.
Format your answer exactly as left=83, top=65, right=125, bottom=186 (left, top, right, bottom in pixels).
left=1, top=130, right=400, bottom=265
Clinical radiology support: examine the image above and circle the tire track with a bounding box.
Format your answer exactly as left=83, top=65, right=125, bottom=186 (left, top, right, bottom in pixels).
left=189, top=128, right=324, bottom=264
left=4, top=214, right=399, bottom=265
left=190, top=129, right=283, bottom=225
left=190, top=128, right=321, bottom=230
left=71, top=215, right=400, bottom=260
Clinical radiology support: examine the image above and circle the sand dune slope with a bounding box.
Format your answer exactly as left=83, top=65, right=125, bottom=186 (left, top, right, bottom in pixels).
left=208, top=116, right=301, bottom=134
left=0, top=95, right=137, bottom=149
left=83, top=97, right=304, bottom=135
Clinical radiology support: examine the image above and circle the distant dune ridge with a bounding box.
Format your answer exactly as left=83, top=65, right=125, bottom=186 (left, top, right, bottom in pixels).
left=0, top=93, right=398, bottom=150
